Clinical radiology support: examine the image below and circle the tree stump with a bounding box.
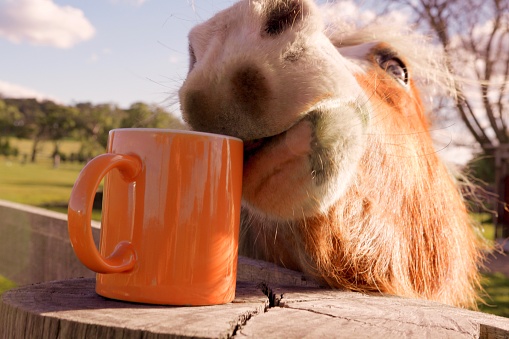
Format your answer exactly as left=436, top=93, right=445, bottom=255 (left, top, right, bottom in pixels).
left=2, top=275, right=509, bottom=338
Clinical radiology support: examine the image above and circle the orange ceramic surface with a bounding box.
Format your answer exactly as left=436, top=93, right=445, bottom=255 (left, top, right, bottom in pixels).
left=67, top=129, right=243, bottom=305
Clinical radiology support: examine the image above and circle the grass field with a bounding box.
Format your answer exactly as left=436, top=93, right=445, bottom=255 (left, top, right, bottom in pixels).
left=0, top=160, right=83, bottom=207
left=479, top=272, right=509, bottom=317
left=0, top=138, right=101, bottom=217
left=0, top=138, right=508, bottom=317
left=0, top=138, right=84, bottom=206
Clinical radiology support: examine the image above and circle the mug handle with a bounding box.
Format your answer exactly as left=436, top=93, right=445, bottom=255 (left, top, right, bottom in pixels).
left=68, top=153, right=142, bottom=274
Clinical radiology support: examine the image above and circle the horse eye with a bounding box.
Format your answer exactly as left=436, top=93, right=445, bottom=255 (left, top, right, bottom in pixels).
left=379, top=58, right=408, bottom=86
left=188, top=44, right=197, bottom=72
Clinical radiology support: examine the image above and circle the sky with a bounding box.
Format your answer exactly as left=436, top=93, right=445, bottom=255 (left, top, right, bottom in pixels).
left=0, top=0, right=240, bottom=112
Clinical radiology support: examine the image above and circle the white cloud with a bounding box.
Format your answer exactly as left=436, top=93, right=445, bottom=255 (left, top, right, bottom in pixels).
left=0, top=80, right=58, bottom=102
left=0, top=0, right=95, bottom=49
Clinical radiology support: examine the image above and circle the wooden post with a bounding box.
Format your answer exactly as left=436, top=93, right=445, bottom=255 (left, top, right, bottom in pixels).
left=1, top=278, right=509, bottom=338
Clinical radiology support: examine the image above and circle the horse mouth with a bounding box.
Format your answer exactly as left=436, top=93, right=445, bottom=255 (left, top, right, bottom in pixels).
left=242, top=99, right=349, bottom=163
left=244, top=138, right=266, bottom=153
left=242, top=118, right=307, bottom=162
left=243, top=136, right=272, bottom=160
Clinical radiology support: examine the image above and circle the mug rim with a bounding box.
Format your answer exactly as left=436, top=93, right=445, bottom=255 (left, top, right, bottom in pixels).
left=109, top=128, right=243, bottom=142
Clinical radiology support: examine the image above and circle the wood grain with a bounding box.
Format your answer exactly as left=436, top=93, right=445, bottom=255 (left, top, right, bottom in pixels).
left=2, top=277, right=509, bottom=338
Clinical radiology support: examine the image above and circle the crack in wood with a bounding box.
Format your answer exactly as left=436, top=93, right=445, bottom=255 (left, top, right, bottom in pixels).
left=231, top=283, right=285, bottom=337
left=258, top=283, right=283, bottom=308
left=230, top=309, right=261, bottom=338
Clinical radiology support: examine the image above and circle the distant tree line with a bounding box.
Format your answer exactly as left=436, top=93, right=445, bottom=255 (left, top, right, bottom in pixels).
left=0, top=98, right=185, bottom=163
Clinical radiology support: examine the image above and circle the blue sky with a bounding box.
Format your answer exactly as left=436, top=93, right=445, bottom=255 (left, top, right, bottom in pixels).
left=0, top=0, right=238, bottom=112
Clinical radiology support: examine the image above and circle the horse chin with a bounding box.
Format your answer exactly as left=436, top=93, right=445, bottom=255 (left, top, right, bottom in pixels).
left=241, top=118, right=313, bottom=220
left=241, top=99, right=369, bottom=221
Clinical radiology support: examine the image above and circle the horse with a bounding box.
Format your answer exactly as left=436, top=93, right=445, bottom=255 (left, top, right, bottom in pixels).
left=178, top=0, right=484, bottom=308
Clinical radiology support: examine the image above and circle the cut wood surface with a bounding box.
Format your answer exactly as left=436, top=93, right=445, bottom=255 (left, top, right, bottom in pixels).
left=2, top=276, right=509, bottom=338
left=0, top=278, right=267, bottom=339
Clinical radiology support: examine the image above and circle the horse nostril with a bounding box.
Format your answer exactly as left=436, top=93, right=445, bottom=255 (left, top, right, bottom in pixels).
left=182, top=89, right=214, bottom=131
left=264, top=0, right=303, bottom=36
left=231, top=65, right=269, bottom=115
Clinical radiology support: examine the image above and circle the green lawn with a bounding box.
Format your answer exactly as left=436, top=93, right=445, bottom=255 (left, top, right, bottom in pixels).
left=0, top=159, right=102, bottom=219
left=471, top=214, right=509, bottom=316
left=479, top=273, right=509, bottom=317
left=0, top=138, right=102, bottom=218
left=0, top=138, right=85, bottom=207
left=0, top=160, right=82, bottom=207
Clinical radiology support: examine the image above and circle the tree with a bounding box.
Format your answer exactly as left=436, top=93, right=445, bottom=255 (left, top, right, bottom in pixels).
left=40, top=101, right=80, bottom=160
left=4, top=99, right=80, bottom=162
left=0, top=100, right=22, bottom=157
left=120, top=102, right=184, bottom=130
left=385, top=0, right=508, bottom=150
left=1, top=98, right=185, bottom=162
left=75, top=102, right=125, bottom=153
left=72, top=102, right=184, bottom=160
left=26, top=101, right=80, bottom=162
left=0, top=99, right=22, bottom=137
left=3, top=98, right=42, bottom=140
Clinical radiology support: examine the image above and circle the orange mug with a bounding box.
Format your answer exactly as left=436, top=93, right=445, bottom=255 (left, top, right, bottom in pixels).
left=67, top=128, right=243, bottom=305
